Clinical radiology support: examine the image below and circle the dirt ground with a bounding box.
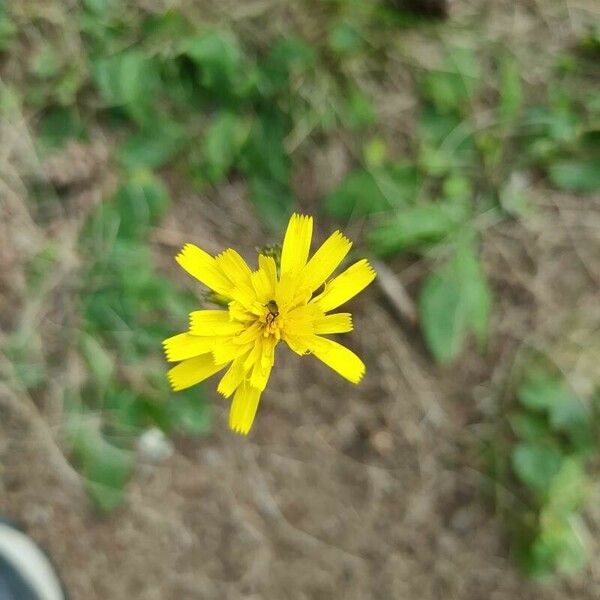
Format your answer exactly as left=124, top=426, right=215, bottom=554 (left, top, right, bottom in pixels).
left=1, top=1, right=600, bottom=599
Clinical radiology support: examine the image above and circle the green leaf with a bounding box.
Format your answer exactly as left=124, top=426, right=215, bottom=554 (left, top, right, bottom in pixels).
left=340, top=86, right=377, bottom=131
left=546, top=458, right=588, bottom=516
left=516, top=370, right=591, bottom=449
left=86, top=173, right=170, bottom=245
left=548, top=159, right=600, bottom=193
left=110, top=172, right=171, bottom=239
left=524, top=106, right=581, bottom=146
left=509, top=412, right=549, bottom=441
left=118, top=122, right=187, bottom=171
left=239, top=110, right=290, bottom=185
left=179, top=30, right=242, bottom=95
left=498, top=56, right=523, bottom=122
left=328, top=21, right=364, bottom=55
left=326, top=164, right=420, bottom=221
left=38, top=107, right=87, bottom=150
left=325, top=169, right=387, bottom=219
left=79, top=333, right=114, bottom=391
left=80, top=236, right=188, bottom=349
left=511, top=440, right=564, bottom=494
left=419, top=239, right=492, bottom=363
left=248, top=177, right=294, bottom=233
left=517, top=370, right=571, bottom=412
left=92, top=50, right=159, bottom=123
left=102, top=387, right=147, bottom=433
left=419, top=105, right=464, bottom=145
left=81, top=0, right=114, bottom=15
left=421, top=71, right=470, bottom=114
left=549, top=396, right=591, bottom=446
left=54, top=65, right=87, bottom=106
left=368, top=195, right=469, bottom=258
left=418, top=107, right=476, bottom=175
left=363, top=137, right=387, bottom=169
left=140, top=9, right=191, bottom=49
left=69, top=415, right=134, bottom=511
left=260, top=37, right=316, bottom=95
left=420, top=48, right=480, bottom=114
left=30, top=46, right=61, bottom=79
left=529, top=514, right=587, bottom=577
left=369, top=205, right=458, bottom=256
left=201, top=111, right=251, bottom=183
left=442, top=174, right=472, bottom=200
left=0, top=1, right=16, bottom=52
left=166, top=391, right=213, bottom=435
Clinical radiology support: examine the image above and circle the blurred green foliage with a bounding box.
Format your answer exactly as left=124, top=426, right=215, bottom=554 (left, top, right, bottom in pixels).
left=324, top=41, right=599, bottom=365
left=4, top=0, right=599, bottom=538
left=419, top=236, right=491, bottom=364
left=488, top=368, right=598, bottom=579
left=73, top=172, right=212, bottom=508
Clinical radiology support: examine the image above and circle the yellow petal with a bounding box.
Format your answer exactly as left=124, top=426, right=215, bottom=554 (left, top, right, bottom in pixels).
left=234, top=320, right=264, bottom=346
left=167, top=354, right=225, bottom=391
left=214, top=249, right=256, bottom=308
left=311, top=259, right=376, bottom=313
left=189, top=310, right=245, bottom=336
left=229, top=380, right=261, bottom=435
left=284, top=333, right=311, bottom=356
left=305, top=335, right=365, bottom=384
left=313, top=312, right=353, bottom=334
left=280, top=214, right=313, bottom=277
left=250, top=336, right=277, bottom=391
left=251, top=255, right=277, bottom=302
left=215, top=249, right=253, bottom=283
left=228, top=301, right=256, bottom=323
left=283, top=303, right=322, bottom=338
left=213, top=339, right=255, bottom=365
left=300, top=231, right=352, bottom=292
left=217, top=353, right=251, bottom=398
left=163, top=333, right=216, bottom=362
left=274, top=272, right=299, bottom=309
left=175, top=244, right=231, bottom=296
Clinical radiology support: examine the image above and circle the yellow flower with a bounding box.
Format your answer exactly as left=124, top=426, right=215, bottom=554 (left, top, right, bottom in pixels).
left=163, top=214, right=376, bottom=435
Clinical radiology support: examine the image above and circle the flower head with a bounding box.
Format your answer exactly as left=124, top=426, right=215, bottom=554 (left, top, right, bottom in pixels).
left=163, top=214, right=376, bottom=435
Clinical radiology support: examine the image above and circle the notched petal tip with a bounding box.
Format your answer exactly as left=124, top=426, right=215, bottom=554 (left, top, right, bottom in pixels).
left=291, top=212, right=312, bottom=223
left=175, top=243, right=194, bottom=263
left=331, top=230, right=352, bottom=247
left=166, top=371, right=178, bottom=391
left=364, top=259, right=377, bottom=279
left=163, top=341, right=174, bottom=363
left=354, top=258, right=377, bottom=283
left=350, top=363, right=366, bottom=385
left=228, top=415, right=246, bottom=435
left=230, top=424, right=250, bottom=436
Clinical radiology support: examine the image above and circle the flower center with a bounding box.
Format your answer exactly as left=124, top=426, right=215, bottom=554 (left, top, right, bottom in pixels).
left=263, top=300, right=282, bottom=338
left=265, top=299, right=279, bottom=323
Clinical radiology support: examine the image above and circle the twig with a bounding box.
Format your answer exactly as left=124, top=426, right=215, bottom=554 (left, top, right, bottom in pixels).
left=371, top=259, right=418, bottom=326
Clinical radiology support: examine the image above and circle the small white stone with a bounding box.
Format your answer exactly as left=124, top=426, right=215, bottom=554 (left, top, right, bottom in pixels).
left=137, top=428, right=174, bottom=463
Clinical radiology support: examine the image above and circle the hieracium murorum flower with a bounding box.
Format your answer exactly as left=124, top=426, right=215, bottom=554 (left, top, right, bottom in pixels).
left=163, top=214, right=376, bottom=435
